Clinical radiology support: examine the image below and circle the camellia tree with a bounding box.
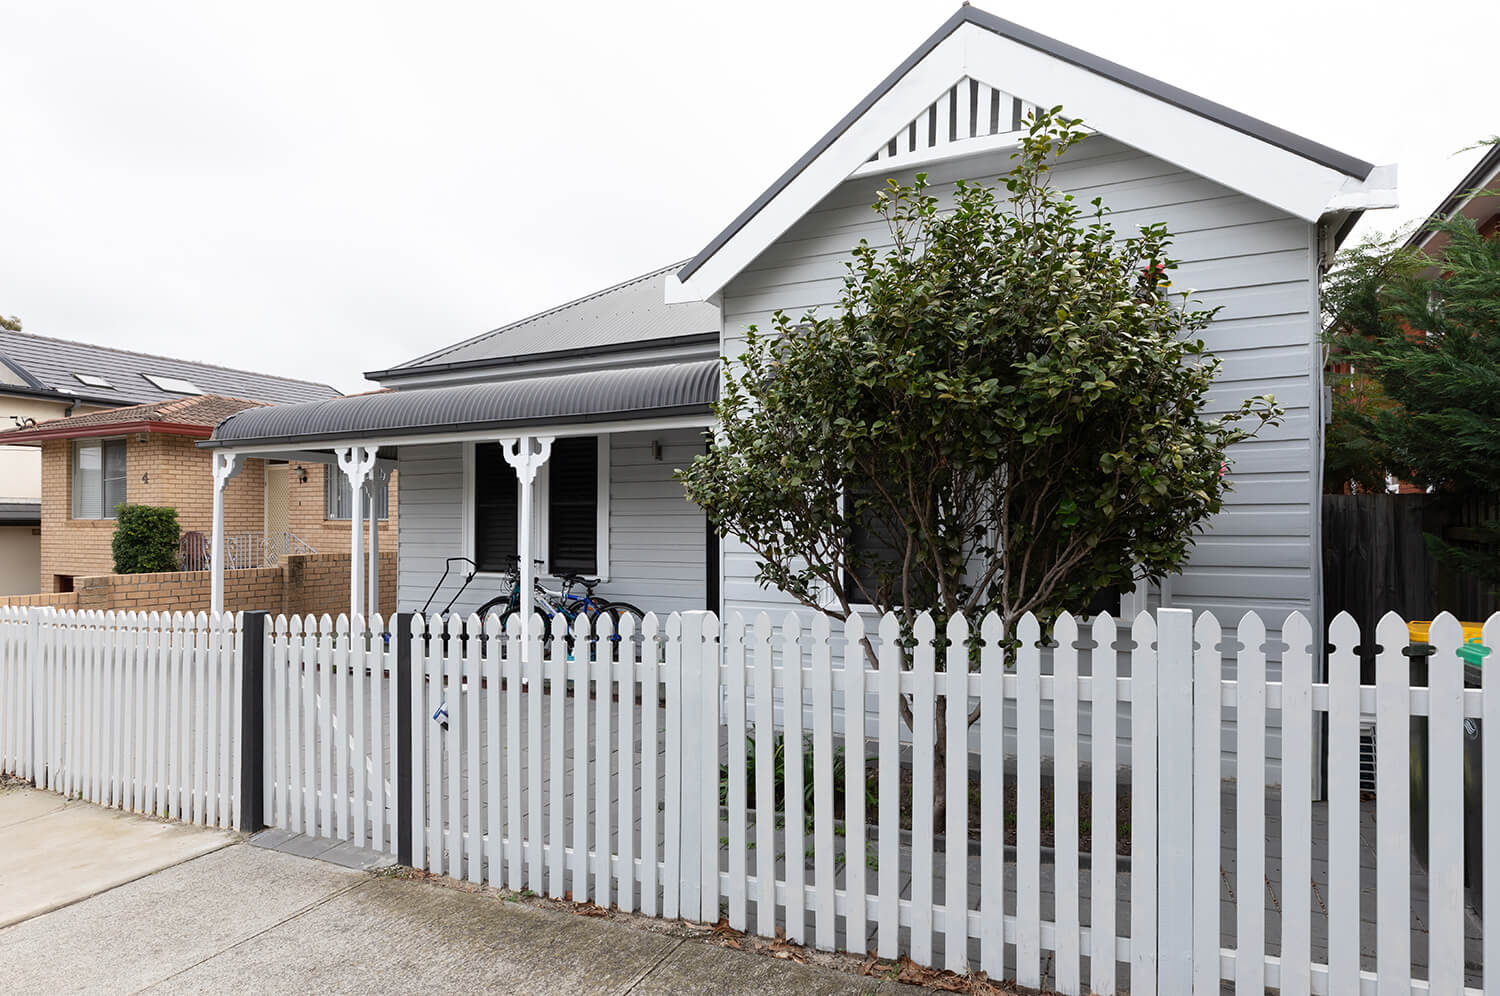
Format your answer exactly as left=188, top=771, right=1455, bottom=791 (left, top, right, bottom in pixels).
left=679, top=109, right=1278, bottom=814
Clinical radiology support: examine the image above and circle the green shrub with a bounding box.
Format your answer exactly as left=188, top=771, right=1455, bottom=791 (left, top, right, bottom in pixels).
left=112, top=504, right=181, bottom=574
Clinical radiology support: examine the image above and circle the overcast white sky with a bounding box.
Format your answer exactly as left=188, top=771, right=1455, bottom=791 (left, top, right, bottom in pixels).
left=2, top=1, right=1495, bottom=395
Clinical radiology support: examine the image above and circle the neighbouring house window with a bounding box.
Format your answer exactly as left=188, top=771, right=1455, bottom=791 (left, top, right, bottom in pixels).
left=469, top=436, right=603, bottom=575
left=72, top=438, right=126, bottom=519
left=325, top=467, right=389, bottom=520
left=547, top=436, right=599, bottom=574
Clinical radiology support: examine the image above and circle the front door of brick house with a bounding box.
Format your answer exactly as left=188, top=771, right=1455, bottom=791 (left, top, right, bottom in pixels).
left=264, top=462, right=289, bottom=550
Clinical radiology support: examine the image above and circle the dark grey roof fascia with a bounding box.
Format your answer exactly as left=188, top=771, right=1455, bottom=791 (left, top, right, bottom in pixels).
left=677, top=5, right=1375, bottom=285
left=1405, top=144, right=1500, bottom=250
left=0, top=502, right=41, bottom=525
left=0, top=382, right=120, bottom=408
left=204, top=360, right=721, bottom=450
left=366, top=331, right=721, bottom=382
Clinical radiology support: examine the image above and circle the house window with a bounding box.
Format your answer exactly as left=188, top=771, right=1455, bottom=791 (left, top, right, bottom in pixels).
left=843, top=482, right=906, bottom=605
left=468, top=436, right=607, bottom=576
left=325, top=468, right=390, bottom=520
left=547, top=436, right=599, bottom=574
left=72, top=438, right=126, bottom=519
left=472, top=443, right=519, bottom=573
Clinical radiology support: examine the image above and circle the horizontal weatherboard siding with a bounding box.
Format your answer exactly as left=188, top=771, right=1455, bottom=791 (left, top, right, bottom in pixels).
left=396, top=429, right=706, bottom=620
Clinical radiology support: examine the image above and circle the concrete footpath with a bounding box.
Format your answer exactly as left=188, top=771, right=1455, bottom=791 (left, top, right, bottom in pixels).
left=0, top=788, right=926, bottom=995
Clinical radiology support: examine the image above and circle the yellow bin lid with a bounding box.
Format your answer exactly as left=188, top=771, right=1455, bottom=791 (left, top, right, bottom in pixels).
left=1407, top=620, right=1486, bottom=644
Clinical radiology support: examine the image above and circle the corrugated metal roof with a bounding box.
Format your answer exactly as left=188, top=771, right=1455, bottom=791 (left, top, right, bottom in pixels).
left=210, top=359, right=720, bottom=447
left=0, top=330, right=341, bottom=407
left=372, top=262, right=719, bottom=378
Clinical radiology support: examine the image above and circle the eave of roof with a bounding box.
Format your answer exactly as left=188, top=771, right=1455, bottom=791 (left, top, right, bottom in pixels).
left=205, top=360, right=721, bottom=450
left=0, top=381, right=134, bottom=408
left=0, top=502, right=40, bottom=526
left=676, top=5, right=1376, bottom=286
left=1405, top=144, right=1500, bottom=250
left=0, top=420, right=217, bottom=445
left=367, top=331, right=721, bottom=382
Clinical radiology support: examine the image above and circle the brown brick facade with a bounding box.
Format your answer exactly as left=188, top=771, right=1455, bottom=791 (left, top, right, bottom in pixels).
left=36, top=434, right=395, bottom=594
left=285, top=461, right=398, bottom=558
left=1, top=552, right=397, bottom=620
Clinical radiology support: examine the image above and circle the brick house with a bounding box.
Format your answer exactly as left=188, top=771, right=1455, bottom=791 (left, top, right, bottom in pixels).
left=0, top=328, right=347, bottom=594
left=0, top=394, right=397, bottom=594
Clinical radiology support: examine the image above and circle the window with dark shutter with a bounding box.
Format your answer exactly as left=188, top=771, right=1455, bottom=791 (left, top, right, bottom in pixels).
left=548, top=436, right=598, bottom=574
left=843, top=481, right=907, bottom=604
left=473, top=443, right=520, bottom=572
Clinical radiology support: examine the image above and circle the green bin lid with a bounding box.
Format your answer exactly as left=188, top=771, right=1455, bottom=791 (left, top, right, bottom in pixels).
left=1459, top=637, right=1490, bottom=667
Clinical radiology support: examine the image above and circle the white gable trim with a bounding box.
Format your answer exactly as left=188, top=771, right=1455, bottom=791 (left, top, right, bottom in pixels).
left=667, top=19, right=1395, bottom=304
left=667, top=30, right=968, bottom=303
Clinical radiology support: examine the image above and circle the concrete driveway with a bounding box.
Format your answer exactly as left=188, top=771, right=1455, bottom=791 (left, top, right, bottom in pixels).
left=0, top=784, right=234, bottom=928
left=0, top=789, right=922, bottom=995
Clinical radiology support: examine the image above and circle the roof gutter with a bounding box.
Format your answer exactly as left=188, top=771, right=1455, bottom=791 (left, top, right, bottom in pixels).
left=0, top=382, right=134, bottom=408
left=365, top=331, right=721, bottom=382
left=0, top=420, right=217, bottom=446
left=196, top=401, right=716, bottom=451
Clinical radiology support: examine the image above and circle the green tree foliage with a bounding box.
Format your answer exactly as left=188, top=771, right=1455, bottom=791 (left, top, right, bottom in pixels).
left=112, top=504, right=182, bottom=574
left=681, top=108, right=1278, bottom=635
left=1324, top=197, right=1500, bottom=587
left=0, top=313, right=20, bottom=332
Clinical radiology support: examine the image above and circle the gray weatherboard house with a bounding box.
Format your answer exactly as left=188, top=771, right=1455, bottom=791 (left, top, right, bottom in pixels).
left=202, top=6, right=1397, bottom=698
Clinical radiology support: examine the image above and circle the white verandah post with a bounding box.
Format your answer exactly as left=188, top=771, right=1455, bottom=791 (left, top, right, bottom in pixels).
left=210, top=451, right=242, bottom=616
left=499, top=434, right=553, bottom=656
left=336, top=444, right=378, bottom=628
left=365, top=465, right=388, bottom=621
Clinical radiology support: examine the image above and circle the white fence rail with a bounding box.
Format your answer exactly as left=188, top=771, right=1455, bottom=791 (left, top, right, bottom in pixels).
left=3, top=603, right=1495, bottom=993
left=0, top=607, right=245, bottom=830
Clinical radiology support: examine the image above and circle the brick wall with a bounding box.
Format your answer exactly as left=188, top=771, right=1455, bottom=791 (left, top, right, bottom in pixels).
left=36, top=435, right=396, bottom=593
left=3, top=551, right=397, bottom=620
left=287, top=462, right=398, bottom=556
left=0, top=590, right=80, bottom=610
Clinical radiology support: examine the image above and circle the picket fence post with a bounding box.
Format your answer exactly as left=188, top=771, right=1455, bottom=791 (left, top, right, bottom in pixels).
left=238, top=610, right=268, bottom=832
left=675, top=610, right=709, bottom=921
left=26, top=608, right=42, bottom=785
left=395, top=612, right=414, bottom=868
left=1155, top=607, right=1194, bottom=995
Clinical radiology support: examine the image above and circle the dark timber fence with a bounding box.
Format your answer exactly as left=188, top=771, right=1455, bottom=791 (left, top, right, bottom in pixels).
left=1323, top=493, right=1499, bottom=674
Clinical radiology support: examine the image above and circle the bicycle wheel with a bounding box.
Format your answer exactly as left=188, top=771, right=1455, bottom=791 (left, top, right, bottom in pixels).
left=603, top=602, right=646, bottom=638
left=500, top=607, right=553, bottom=643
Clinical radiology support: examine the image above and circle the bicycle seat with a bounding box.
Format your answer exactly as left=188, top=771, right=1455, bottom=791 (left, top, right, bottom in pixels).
left=561, top=573, right=602, bottom=592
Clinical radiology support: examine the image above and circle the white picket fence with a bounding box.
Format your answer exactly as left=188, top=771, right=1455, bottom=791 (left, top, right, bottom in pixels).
left=4, top=602, right=1496, bottom=993
left=261, top=612, right=399, bottom=851
left=0, top=607, right=245, bottom=829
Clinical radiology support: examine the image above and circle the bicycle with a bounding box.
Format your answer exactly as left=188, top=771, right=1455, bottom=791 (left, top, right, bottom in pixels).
left=554, top=572, right=646, bottom=639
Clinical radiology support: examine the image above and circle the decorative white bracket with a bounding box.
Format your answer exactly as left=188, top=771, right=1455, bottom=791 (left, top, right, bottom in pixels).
left=500, top=435, right=553, bottom=484
left=209, top=451, right=243, bottom=616
left=499, top=435, right=554, bottom=656
left=336, top=445, right=379, bottom=629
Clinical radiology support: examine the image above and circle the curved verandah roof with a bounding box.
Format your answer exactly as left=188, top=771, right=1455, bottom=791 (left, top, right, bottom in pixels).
left=203, top=359, right=720, bottom=451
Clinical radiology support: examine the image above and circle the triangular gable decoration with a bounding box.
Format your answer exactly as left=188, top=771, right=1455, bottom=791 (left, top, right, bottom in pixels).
left=866, top=77, right=1038, bottom=166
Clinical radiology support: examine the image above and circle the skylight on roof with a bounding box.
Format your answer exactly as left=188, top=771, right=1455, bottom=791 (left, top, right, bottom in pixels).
left=142, top=374, right=201, bottom=394
left=74, top=373, right=112, bottom=388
